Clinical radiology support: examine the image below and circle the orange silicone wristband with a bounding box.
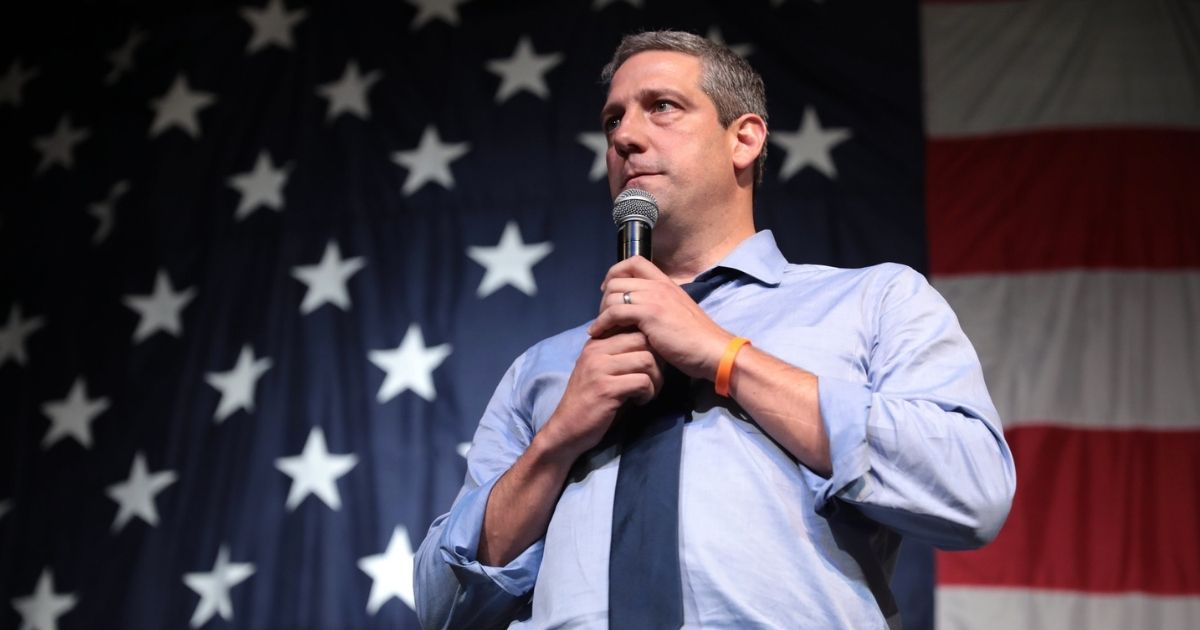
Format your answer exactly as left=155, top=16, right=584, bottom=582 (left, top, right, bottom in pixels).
left=714, top=337, right=751, bottom=397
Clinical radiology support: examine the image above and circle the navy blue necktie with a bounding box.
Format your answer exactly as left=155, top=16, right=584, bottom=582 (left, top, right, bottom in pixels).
left=608, top=270, right=735, bottom=630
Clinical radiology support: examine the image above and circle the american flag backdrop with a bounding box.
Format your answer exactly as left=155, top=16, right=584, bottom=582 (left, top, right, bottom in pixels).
left=0, top=1, right=1194, bottom=629
left=923, top=1, right=1200, bottom=628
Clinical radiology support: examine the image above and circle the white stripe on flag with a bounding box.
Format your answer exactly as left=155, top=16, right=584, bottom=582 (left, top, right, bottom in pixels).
left=934, top=270, right=1200, bottom=430
left=922, top=0, right=1200, bottom=137
left=936, top=587, right=1200, bottom=630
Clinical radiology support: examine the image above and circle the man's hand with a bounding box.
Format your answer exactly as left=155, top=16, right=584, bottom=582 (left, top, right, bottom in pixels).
left=480, top=328, right=663, bottom=566
left=590, top=256, right=734, bottom=381
left=537, top=331, right=664, bottom=462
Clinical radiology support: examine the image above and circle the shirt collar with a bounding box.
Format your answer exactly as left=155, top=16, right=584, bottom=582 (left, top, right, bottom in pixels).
left=697, top=230, right=786, bottom=286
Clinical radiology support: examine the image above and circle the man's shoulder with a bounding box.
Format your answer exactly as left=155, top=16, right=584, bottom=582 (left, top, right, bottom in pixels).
left=778, top=259, right=926, bottom=289
left=770, top=261, right=940, bottom=322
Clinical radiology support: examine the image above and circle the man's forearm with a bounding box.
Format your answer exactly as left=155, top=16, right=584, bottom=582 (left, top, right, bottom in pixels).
left=477, top=431, right=577, bottom=567
left=727, top=345, right=832, bottom=476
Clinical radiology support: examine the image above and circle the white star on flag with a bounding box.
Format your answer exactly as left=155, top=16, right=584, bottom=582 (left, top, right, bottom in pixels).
left=227, top=151, right=290, bottom=220
left=486, top=35, right=563, bottom=103
left=577, top=132, right=609, bottom=181
left=41, top=377, right=109, bottom=450
left=467, top=221, right=554, bottom=298
left=123, top=269, right=197, bottom=343
left=456, top=442, right=471, bottom=458
left=357, top=526, right=416, bottom=614
left=149, top=74, right=216, bottom=139
left=368, top=324, right=452, bottom=403
left=275, top=427, right=359, bottom=511
left=316, top=60, right=381, bottom=121
left=105, top=28, right=145, bottom=85
left=0, top=59, right=38, bottom=107
left=32, top=115, right=90, bottom=174
left=88, top=179, right=129, bottom=245
left=11, top=569, right=77, bottom=630
left=241, top=0, right=307, bottom=53
left=407, top=0, right=470, bottom=29
left=106, top=451, right=178, bottom=532
left=183, top=545, right=255, bottom=628
left=391, top=125, right=470, bottom=195
left=0, top=304, right=44, bottom=368
left=770, top=106, right=852, bottom=180
left=205, top=344, right=273, bottom=423
left=707, top=26, right=754, bottom=57
left=291, top=241, right=365, bottom=314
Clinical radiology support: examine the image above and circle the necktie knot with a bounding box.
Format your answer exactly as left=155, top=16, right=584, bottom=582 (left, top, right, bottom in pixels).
left=681, top=268, right=736, bottom=304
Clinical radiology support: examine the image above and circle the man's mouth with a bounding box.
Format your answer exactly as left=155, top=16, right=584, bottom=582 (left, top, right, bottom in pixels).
left=623, top=172, right=661, bottom=188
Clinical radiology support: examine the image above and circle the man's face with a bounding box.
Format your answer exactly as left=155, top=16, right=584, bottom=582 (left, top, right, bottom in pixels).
left=601, top=51, right=734, bottom=226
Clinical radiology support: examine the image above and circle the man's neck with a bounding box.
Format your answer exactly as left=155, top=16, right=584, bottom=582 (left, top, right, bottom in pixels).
left=655, top=222, right=756, bottom=285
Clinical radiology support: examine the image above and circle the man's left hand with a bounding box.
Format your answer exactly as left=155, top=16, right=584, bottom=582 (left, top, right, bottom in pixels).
left=590, top=256, right=734, bottom=381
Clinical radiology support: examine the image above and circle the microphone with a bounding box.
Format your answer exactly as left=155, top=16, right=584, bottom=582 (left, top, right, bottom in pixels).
left=612, top=188, right=659, bottom=262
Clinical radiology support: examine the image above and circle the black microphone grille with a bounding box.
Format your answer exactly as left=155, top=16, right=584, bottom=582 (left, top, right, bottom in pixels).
left=611, top=188, right=659, bottom=228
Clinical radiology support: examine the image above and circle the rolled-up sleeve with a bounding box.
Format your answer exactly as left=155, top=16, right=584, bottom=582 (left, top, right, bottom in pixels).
left=803, top=265, right=1016, bottom=550
left=414, top=353, right=545, bottom=629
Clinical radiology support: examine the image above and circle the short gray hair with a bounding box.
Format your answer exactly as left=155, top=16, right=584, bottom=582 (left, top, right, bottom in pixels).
left=601, top=30, right=769, bottom=185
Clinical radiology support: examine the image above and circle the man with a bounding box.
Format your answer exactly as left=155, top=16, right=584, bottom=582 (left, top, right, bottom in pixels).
left=415, top=31, right=1015, bottom=629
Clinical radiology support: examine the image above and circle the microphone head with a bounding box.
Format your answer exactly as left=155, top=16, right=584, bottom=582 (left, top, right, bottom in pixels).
left=612, top=188, right=659, bottom=228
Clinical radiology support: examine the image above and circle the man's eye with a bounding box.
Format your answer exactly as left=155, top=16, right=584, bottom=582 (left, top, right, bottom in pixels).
left=653, top=101, right=676, bottom=112
left=604, top=117, right=621, bottom=132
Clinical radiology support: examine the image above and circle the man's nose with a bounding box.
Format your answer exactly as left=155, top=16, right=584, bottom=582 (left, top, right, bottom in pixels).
left=610, top=113, right=646, bottom=158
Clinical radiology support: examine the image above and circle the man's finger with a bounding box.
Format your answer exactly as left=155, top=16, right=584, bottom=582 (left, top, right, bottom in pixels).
left=602, top=288, right=641, bottom=311
left=588, top=305, right=642, bottom=338
left=585, top=329, right=649, bottom=352
left=597, top=278, right=647, bottom=313
left=601, top=255, right=670, bottom=286
left=612, top=372, right=659, bottom=406
left=604, top=349, right=659, bottom=377
left=600, top=277, right=653, bottom=297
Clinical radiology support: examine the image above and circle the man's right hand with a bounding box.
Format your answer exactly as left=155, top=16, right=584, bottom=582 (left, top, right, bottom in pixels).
left=535, top=331, right=663, bottom=462
left=478, top=330, right=662, bottom=567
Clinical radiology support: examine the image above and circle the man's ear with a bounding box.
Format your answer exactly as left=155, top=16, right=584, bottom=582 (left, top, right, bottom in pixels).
left=730, top=113, right=767, bottom=172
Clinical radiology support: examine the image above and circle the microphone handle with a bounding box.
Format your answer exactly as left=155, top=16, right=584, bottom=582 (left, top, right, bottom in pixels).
left=617, top=219, right=653, bottom=262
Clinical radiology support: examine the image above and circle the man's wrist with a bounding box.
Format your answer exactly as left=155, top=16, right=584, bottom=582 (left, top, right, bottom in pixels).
left=715, top=336, right=752, bottom=397
left=695, top=332, right=735, bottom=380
left=528, top=424, right=585, bottom=472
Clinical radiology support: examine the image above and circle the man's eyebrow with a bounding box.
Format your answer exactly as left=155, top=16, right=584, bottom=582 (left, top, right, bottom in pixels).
left=640, top=87, right=689, bottom=103
left=599, top=87, right=692, bottom=125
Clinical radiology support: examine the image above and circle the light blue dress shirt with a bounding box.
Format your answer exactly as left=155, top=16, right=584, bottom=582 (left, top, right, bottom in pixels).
left=414, top=231, right=1016, bottom=629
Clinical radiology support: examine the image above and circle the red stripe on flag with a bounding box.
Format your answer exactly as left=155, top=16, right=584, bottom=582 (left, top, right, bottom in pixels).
left=926, top=128, right=1200, bottom=275
left=937, top=425, right=1200, bottom=595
